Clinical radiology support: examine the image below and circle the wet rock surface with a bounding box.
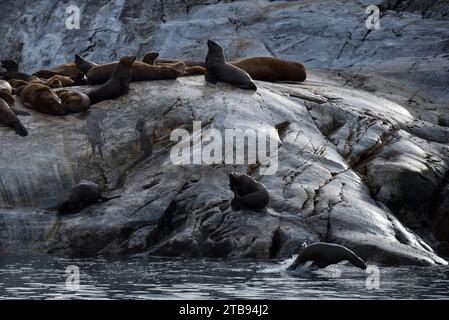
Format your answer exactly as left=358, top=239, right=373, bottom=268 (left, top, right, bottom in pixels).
left=0, top=73, right=447, bottom=266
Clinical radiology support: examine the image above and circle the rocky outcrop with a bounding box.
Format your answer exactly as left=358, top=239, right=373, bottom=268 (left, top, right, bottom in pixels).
left=0, top=73, right=447, bottom=266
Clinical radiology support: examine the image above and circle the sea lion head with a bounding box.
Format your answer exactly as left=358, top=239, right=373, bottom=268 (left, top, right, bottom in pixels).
left=229, top=172, right=243, bottom=193
left=47, top=78, right=63, bottom=88
left=120, top=55, right=137, bottom=68
left=40, top=88, right=68, bottom=114
left=142, top=51, right=160, bottom=65
left=206, top=40, right=226, bottom=64
left=1, top=59, right=19, bottom=72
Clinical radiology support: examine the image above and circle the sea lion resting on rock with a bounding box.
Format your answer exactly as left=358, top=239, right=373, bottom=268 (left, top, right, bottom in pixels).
left=77, top=54, right=182, bottom=85
left=87, top=55, right=136, bottom=105
left=229, top=172, right=269, bottom=210
left=142, top=52, right=206, bottom=76
left=20, top=83, right=68, bottom=115
left=33, top=62, right=81, bottom=79
left=231, top=56, right=306, bottom=82
left=287, top=243, right=367, bottom=270
left=1, top=59, right=39, bottom=82
left=58, top=180, right=121, bottom=215
left=205, top=40, right=257, bottom=90
left=56, top=89, right=90, bottom=113
left=0, top=98, right=28, bottom=136
left=46, top=75, right=75, bottom=88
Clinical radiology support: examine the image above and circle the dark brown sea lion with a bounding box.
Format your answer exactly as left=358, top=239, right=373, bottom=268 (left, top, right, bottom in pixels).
left=231, top=56, right=307, bottom=82
left=74, top=54, right=98, bottom=74
left=141, top=51, right=160, bottom=65
left=58, top=180, right=121, bottom=215
left=205, top=40, right=257, bottom=90
left=87, top=55, right=136, bottom=105
left=229, top=172, right=269, bottom=210
left=33, top=62, right=81, bottom=79
left=87, top=58, right=182, bottom=85
left=287, top=242, right=367, bottom=270
left=56, top=89, right=91, bottom=113
left=20, top=83, right=68, bottom=115
left=0, top=98, right=28, bottom=136
left=1, top=59, right=39, bottom=82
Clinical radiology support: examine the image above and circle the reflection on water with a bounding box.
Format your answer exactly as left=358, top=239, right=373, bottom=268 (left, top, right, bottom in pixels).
left=0, top=255, right=448, bottom=299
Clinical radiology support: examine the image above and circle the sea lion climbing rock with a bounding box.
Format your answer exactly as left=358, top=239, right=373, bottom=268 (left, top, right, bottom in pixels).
left=0, top=98, right=28, bottom=137
left=87, top=55, right=136, bottom=105
left=229, top=172, right=269, bottom=210
left=205, top=40, right=257, bottom=90
left=58, top=180, right=121, bottom=215
left=231, top=56, right=307, bottom=82
left=287, top=243, right=368, bottom=270
left=20, top=83, right=68, bottom=115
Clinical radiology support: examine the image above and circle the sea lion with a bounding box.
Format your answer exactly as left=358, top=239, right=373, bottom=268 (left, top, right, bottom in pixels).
left=142, top=52, right=206, bottom=76
left=142, top=51, right=160, bottom=65
left=87, top=55, right=136, bottom=105
left=74, top=54, right=98, bottom=74
left=1, top=59, right=39, bottom=82
left=229, top=172, right=269, bottom=210
left=46, top=75, right=75, bottom=88
left=205, top=40, right=257, bottom=90
left=287, top=243, right=367, bottom=270
left=56, top=89, right=91, bottom=113
left=0, top=98, right=28, bottom=136
left=231, top=56, right=307, bottom=82
left=58, top=180, right=121, bottom=215
left=20, top=83, right=68, bottom=115
left=87, top=59, right=182, bottom=85
left=33, top=62, right=81, bottom=79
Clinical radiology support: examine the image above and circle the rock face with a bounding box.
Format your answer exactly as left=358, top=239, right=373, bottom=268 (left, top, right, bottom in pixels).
left=0, top=73, right=447, bottom=266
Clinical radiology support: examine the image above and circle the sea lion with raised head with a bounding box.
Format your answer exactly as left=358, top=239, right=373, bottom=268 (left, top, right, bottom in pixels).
left=231, top=56, right=306, bottom=82
left=205, top=40, right=257, bottom=90
left=58, top=180, right=121, bottom=215
left=287, top=242, right=367, bottom=270
left=229, top=172, right=269, bottom=210
left=20, top=83, right=68, bottom=115
left=56, top=89, right=91, bottom=113
left=1, top=59, right=39, bottom=82
left=0, top=98, right=28, bottom=136
left=74, top=54, right=98, bottom=75
left=142, top=51, right=204, bottom=76
left=87, top=55, right=136, bottom=105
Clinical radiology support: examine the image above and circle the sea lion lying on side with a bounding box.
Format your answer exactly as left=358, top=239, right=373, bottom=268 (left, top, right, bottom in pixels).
left=20, top=83, right=68, bottom=115
left=87, top=55, right=136, bottom=105
left=231, top=56, right=307, bottom=82
left=33, top=62, right=82, bottom=79
left=287, top=243, right=367, bottom=270
left=229, top=172, right=269, bottom=210
left=46, top=75, right=75, bottom=88
left=0, top=98, right=28, bottom=136
left=56, top=89, right=91, bottom=113
left=142, top=52, right=206, bottom=76
left=58, top=180, right=121, bottom=215
left=205, top=40, right=257, bottom=90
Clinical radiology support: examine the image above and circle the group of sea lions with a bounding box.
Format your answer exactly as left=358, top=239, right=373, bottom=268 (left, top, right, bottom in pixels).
left=1, top=40, right=306, bottom=136
left=2, top=40, right=364, bottom=271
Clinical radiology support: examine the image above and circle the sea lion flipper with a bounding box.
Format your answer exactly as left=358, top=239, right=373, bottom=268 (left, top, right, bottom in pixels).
left=205, top=73, right=217, bottom=85
left=12, top=121, right=28, bottom=137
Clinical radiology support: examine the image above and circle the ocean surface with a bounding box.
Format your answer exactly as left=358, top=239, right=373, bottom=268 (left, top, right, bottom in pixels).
left=1, top=255, right=448, bottom=299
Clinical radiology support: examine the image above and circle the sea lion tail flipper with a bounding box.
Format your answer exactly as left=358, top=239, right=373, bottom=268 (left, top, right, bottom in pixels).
left=345, top=251, right=367, bottom=270
left=12, top=121, right=28, bottom=137
left=99, top=194, right=122, bottom=202
left=205, top=73, right=217, bottom=85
